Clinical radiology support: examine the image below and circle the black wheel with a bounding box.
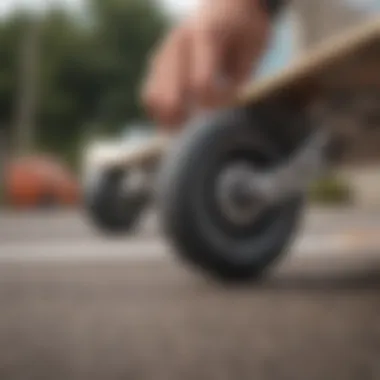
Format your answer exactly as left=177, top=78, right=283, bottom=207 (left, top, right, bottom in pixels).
left=157, top=105, right=311, bottom=283
left=85, top=168, right=148, bottom=235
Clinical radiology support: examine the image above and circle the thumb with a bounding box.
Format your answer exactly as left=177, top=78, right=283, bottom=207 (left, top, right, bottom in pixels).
left=190, top=27, right=225, bottom=108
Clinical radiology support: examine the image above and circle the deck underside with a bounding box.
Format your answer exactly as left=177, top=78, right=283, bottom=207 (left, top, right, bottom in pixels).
left=247, top=36, right=380, bottom=164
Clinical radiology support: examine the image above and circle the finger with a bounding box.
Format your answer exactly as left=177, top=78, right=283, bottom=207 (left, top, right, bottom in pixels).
left=190, top=26, right=223, bottom=108
left=142, top=27, right=189, bottom=129
left=141, top=35, right=168, bottom=110
left=227, top=40, right=259, bottom=89
left=142, top=38, right=184, bottom=127
left=223, top=20, right=270, bottom=90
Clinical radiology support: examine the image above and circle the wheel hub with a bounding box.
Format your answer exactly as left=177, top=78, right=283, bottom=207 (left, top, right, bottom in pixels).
left=216, top=162, right=266, bottom=226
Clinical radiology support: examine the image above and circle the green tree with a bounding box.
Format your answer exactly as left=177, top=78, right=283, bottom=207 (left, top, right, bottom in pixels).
left=0, top=12, right=32, bottom=138
left=37, top=0, right=169, bottom=157
left=86, top=0, right=170, bottom=129
left=0, top=0, right=169, bottom=163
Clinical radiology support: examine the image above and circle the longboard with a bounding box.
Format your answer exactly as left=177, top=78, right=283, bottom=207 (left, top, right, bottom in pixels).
left=106, top=16, right=380, bottom=169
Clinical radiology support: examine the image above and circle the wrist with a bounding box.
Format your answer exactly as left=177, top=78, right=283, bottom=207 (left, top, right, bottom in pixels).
left=259, top=0, right=286, bottom=17
left=206, top=0, right=266, bottom=13
left=238, top=0, right=273, bottom=19
left=238, top=0, right=285, bottom=17
left=200, top=0, right=273, bottom=25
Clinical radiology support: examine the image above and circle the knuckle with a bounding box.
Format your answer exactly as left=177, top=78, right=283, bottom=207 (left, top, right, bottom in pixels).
left=160, top=96, right=185, bottom=126
left=161, top=97, right=180, bottom=119
left=193, top=78, right=213, bottom=101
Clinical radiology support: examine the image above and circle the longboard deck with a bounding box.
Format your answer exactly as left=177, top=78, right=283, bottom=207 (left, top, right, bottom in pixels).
left=238, top=16, right=379, bottom=107
left=106, top=17, right=380, bottom=169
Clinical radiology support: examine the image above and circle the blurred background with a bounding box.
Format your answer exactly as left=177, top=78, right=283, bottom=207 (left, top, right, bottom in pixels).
left=0, top=0, right=378, bottom=209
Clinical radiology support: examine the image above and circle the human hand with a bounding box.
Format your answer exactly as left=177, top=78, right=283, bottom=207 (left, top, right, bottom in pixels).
left=141, top=0, right=271, bottom=129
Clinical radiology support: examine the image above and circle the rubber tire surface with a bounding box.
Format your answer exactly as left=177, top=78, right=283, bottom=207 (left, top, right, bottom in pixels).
left=157, top=107, right=307, bottom=283
left=85, top=169, right=146, bottom=235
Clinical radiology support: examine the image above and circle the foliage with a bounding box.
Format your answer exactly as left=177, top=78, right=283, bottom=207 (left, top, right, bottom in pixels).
left=0, top=13, right=32, bottom=136
left=308, top=174, right=353, bottom=205
left=0, top=0, right=169, bottom=158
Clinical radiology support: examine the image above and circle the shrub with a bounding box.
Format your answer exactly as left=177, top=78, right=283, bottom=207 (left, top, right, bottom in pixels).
left=308, top=174, right=353, bottom=205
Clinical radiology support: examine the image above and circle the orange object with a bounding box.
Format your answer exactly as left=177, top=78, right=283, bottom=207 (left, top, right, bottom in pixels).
left=5, top=155, right=80, bottom=208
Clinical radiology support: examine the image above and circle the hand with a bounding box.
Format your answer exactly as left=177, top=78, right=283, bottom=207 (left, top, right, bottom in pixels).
left=141, top=0, right=271, bottom=129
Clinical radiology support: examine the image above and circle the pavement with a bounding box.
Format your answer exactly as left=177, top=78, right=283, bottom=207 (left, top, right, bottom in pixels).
left=2, top=207, right=380, bottom=262
left=0, top=207, right=379, bottom=380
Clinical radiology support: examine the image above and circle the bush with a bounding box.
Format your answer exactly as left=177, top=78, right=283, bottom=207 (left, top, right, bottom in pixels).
left=308, top=174, right=353, bottom=205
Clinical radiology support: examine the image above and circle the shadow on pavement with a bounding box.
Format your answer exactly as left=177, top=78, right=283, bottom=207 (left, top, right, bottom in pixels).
left=0, top=259, right=379, bottom=380
left=261, top=268, right=380, bottom=292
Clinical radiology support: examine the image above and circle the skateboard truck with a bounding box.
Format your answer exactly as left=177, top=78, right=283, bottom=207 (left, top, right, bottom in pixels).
left=214, top=127, right=331, bottom=225
left=247, top=128, right=332, bottom=204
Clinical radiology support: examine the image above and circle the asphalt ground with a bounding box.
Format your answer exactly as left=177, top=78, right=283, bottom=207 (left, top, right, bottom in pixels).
left=0, top=208, right=379, bottom=380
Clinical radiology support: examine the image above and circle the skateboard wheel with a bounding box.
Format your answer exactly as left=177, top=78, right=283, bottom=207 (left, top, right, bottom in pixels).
left=84, top=168, right=148, bottom=235
left=157, top=107, right=307, bottom=283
